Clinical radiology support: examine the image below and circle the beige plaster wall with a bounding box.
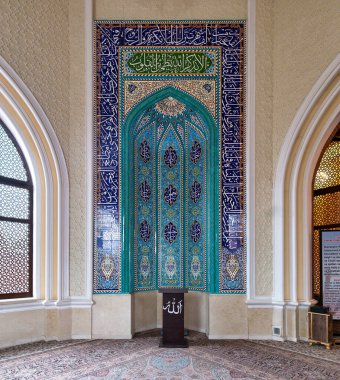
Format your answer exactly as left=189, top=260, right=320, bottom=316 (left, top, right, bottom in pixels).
left=94, top=0, right=247, bottom=19
left=72, top=308, right=92, bottom=338
left=272, top=0, right=340, bottom=165
left=208, top=295, right=248, bottom=338
left=184, top=292, right=208, bottom=333
left=92, top=295, right=133, bottom=338
left=0, top=310, right=45, bottom=348
left=248, top=307, right=273, bottom=339
left=68, top=0, right=87, bottom=296
left=253, top=0, right=340, bottom=299
left=133, top=292, right=158, bottom=334
left=254, top=0, right=274, bottom=297
left=0, top=308, right=90, bottom=348
left=45, top=308, right=72, bottom=340
left=0, top=0, right=70, bottom=163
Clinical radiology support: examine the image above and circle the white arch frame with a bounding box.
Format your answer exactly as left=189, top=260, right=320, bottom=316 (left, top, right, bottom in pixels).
left=0, top=55, right=70, bottom=307
left=273, top=53, right=340, bottom=307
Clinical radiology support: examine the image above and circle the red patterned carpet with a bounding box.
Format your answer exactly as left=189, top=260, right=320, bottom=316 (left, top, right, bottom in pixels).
left=0, top=331, right=339, bottom=379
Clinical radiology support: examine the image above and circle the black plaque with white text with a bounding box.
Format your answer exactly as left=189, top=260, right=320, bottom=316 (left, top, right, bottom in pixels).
left=159, top=288, right=188, bottom=348
left=320, top=230, right=340, bottom=320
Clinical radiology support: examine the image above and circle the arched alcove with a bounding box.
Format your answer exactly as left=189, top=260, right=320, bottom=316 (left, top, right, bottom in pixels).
left=311, top=124, right=340, bottom=332
left=121, top=86, right=218, bottom=334
left=0, top=56, right=69, bottom=306
left=273, top=54, right=340, bottom=340
left=122, top=86, right=218, bottom=294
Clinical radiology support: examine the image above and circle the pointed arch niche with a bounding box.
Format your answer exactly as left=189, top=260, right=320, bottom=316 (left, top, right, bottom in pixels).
left=312, top=124, right=340, bottom=327
left=122, top=87, right=218, bottom=333
left=0, top=57, right=70, bottom=313
left=123, top=87, right=218, bottom=292
left=273, top=54, right=340, bottom=341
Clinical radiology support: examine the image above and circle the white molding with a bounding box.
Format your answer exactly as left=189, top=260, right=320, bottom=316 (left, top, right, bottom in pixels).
left=85, top=0, right=94, bottom=302
left=246, top=297, right=273, bottom=308
left=0, top=300, right=45, bottom=314
left=72, top=334, right=92, bottom=339
left=92, top=334, right=133, bottom=339
left=246, top=0, right=256, bottom=302
left=0, top=55, right=70, bottom=302
left=273, top=54, right=340, bottom=303
left=272, top=336, right=285, bottom=342
left=0, top=299, right=93, bottom=313
left=58, top=296, right=93, bottom=308
left=0, top=336, right=47, bottom=349
left=208, top=334, right=249, bottom=339
left=249, top=335, right=273, bottom=340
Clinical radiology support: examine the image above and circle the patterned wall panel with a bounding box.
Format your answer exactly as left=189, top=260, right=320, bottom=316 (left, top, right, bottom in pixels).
left=134, top=125, right=156, bottom=290
left=159, top=126, right=184, bottom=288
left=94, top=21, right=246, bottom=294
left=186, top=124, right=207, bottom=290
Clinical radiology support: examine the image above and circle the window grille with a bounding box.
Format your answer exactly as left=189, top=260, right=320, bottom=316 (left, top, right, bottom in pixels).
left=0, top=120, right=33, bottom=299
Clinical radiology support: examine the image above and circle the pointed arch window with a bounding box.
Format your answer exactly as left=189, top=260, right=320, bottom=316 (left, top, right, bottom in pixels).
left=0, top=119, right=33, bottom=299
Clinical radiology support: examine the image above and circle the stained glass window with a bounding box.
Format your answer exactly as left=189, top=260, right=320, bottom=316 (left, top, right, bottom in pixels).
left=0, top=120, right=33, bottom=299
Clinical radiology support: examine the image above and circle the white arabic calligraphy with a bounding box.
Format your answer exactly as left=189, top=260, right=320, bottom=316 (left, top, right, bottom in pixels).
left=163, top=298, right=183, bottom=315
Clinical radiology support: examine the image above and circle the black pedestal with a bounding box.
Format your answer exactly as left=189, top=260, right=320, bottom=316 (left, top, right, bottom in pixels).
left=159, top=288, right=188, bottom=348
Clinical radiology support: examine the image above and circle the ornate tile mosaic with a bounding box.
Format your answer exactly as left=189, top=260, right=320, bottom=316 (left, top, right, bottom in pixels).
left=124, top=80, right=216, bottom=118
left=94, top=21, right=246, bottom=294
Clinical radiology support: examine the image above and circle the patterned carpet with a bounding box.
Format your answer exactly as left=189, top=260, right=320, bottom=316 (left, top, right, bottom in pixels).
left=0, top=331, right=339, bottom=379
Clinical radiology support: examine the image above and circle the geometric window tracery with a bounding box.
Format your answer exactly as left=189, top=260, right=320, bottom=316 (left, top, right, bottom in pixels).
left=312, top=133, right=340, bottom=298
left=0, top=120, right=33, bottom=299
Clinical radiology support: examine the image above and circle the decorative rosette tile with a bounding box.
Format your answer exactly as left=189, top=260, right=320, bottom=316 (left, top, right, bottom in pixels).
left=190, top=140, right=201, bottom=164
left=164, top=146, right=178, bottom=168
left=164, top=184, right=178, bottom=206
left=139, top=220, right=151, bottom=242
left=190, top=180, right=201, bottom=203
left=225, top=254, right=240, bottom=281
left=139, top=181, right=151, bottom=202
left=140, top=255, right=150, bottom=279
left=100, top=255, right=115, bottom=281
left=165, top=255, right=177, bottom=279
left=164, top=222, right=178, bottom=244
left=139, top=140, right=151, bottom=163
left=191, top=255, right=201, bottom=280
left=190, top=220, right=201, bottom=243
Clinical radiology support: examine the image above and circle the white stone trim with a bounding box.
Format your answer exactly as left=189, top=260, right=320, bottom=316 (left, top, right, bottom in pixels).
left=0, top=55, right=70, bottom=302
left=246, top=297, right=273, bottom=308
left=246, top=0, right=256, bottom=302
left=0, top=300, right=92, bottom=314
left=57, top=297, right=93, bottom=308
left=248, top=335, right=273, bottom=340
left=273, top=54, right=340, bottom=303
left=92, top=334, right=133, bottom=339
left=208, top=334, right=249, bottom=339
